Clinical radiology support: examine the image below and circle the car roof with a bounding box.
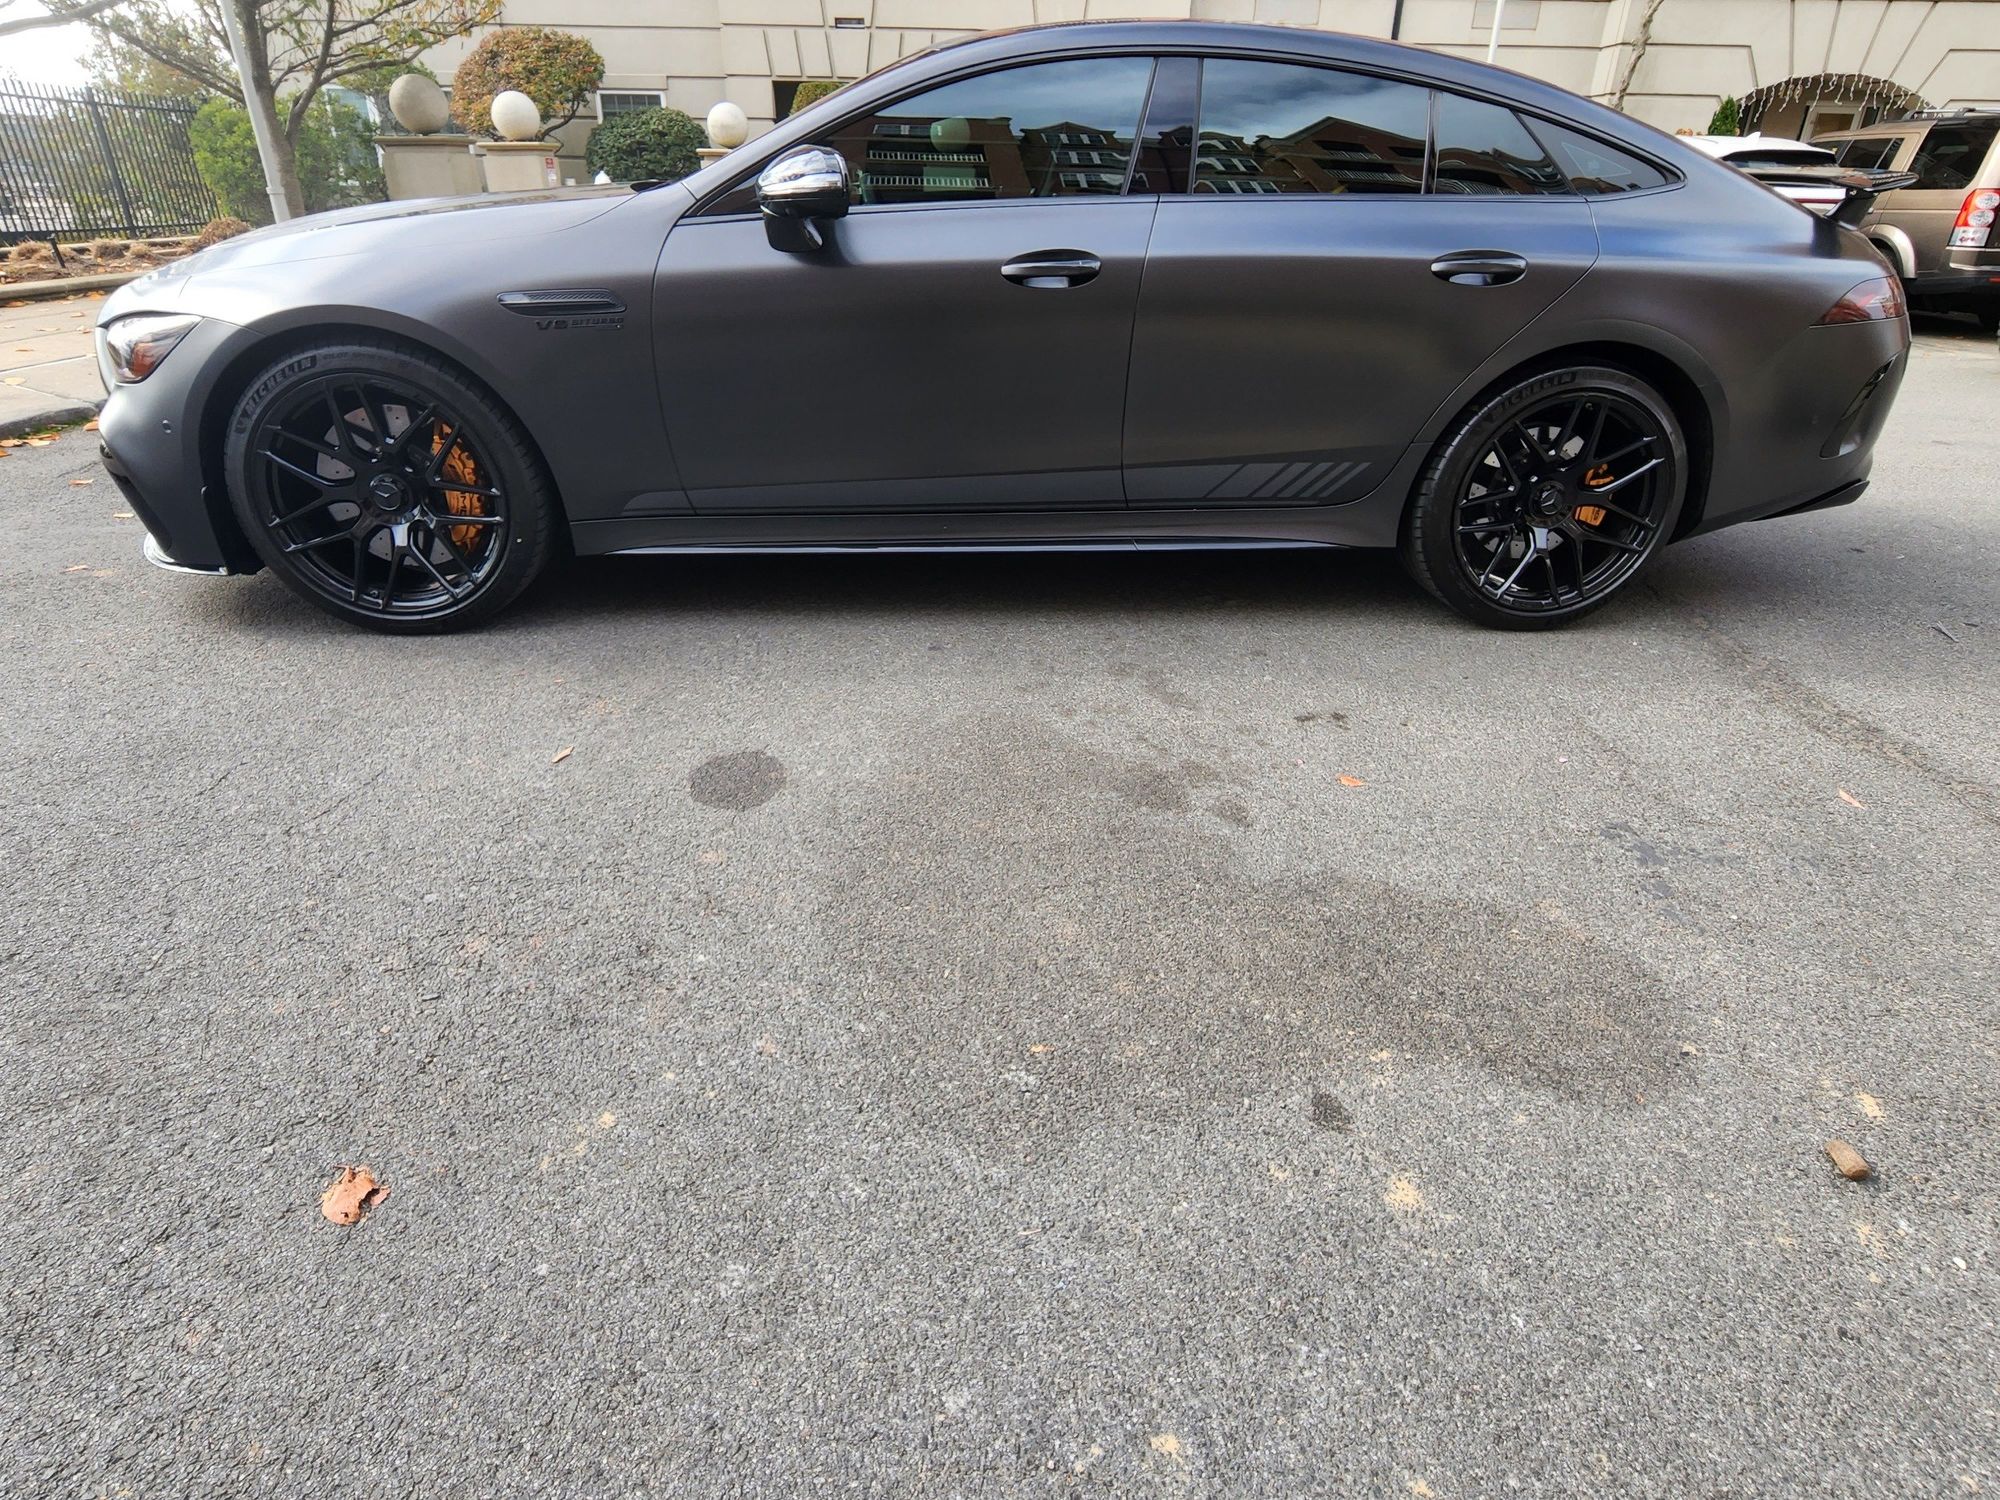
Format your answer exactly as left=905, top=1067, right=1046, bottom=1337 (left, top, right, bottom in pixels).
left=858, top=20, right=1686, bottom=158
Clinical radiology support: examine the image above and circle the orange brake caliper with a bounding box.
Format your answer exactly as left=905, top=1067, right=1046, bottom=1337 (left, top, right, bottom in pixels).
left=430, top=425, right=485, bottom=551
left=1574, top=463, right=1613, bottom=527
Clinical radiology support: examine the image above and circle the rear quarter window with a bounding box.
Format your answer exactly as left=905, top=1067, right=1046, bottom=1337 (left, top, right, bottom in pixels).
left=1530, top=121, right=1669, bottom=194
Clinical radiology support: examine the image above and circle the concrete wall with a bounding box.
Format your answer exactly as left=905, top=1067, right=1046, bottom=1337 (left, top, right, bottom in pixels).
left=421, top=0, right=2000, bottom=144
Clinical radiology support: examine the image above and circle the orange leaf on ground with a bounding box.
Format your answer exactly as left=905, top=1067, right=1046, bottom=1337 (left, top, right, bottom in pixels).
left=550, top=745, right=574, bottom=765
left=83, top=419, right=99, bottom=431
left=69, top=477, right=93, bottom=487
left=1337, top=775, right=1366, bottom=788
left=1837, top=788, right=1865, bottom=809
left=320, top=1166, right=389, bottom=1224
left=1826, top=1139, right=1872, bottom=1181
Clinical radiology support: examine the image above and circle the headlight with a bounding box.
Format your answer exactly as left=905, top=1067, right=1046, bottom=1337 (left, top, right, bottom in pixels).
left=101, top=313, right=199, bottom=384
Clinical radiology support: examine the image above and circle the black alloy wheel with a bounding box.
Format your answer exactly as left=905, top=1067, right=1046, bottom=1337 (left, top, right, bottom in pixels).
left=1401, top=365, right=1688, bottom=629
left=224, top=340, right=557, bottom=632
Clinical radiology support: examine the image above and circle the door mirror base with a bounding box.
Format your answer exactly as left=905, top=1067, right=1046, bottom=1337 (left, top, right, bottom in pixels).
left=763, top=213, right=825, bottom=254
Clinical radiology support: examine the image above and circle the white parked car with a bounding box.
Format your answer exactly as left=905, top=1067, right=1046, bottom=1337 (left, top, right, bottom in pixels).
left=1684, top=134, right=1845, bottom=214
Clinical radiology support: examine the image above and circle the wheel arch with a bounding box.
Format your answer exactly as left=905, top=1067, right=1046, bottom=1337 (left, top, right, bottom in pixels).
left=193, top=316, right=568, bottom=572
left=1411, top=337, right=1719, bottom=542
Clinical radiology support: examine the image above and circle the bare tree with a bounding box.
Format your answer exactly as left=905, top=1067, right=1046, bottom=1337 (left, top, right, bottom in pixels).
left=35, top=0, right=499, bottom=214
left=0, top=0, right=123, bottom=40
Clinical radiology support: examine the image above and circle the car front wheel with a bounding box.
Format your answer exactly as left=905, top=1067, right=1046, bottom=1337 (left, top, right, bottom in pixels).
left=1400, top=364, right=1687, bottom=630
left=223, top=339, right=558, bottom=632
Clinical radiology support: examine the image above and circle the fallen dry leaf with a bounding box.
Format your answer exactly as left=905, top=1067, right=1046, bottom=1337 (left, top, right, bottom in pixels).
left=13, top=347, right=32, bottom=353
left=1856, top=1091, right=1885, bottom=1120
left=1837, top=788, right=1866, bottom=809
left=550, top=745, right=573, bottom=765
left=320, top=1165, right=389, bottom=1224
left=1337, top=774, right=1366, bottom=788
left=1, top=376, right=24, bottom=385
left=62, top=564, right=89, bottom=573
left=0, top=437, right=21, bottom=447
left=25, top=436, right=55, bottom=447
left=83, top=418, right=99, bottom=431
left=1028, top=1043, right=1053, bottom=1055
left=1826, top=1139, right=1872, bottom=1181
left=68, top=477, right=94, bottom=487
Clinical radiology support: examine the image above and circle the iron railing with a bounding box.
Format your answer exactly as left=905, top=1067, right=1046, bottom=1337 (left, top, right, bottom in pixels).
left=0, top=78, right=217, bottom=251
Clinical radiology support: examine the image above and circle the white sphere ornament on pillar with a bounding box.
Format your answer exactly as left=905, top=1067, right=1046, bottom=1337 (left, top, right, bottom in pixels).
left=388, top=74, right=450, bottom=136
left=490, top=90, right=543, bottom=143
left=705, top=101, right=749, bottom=150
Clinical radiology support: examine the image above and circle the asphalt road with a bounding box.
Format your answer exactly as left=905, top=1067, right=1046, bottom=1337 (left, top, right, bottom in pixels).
left=4, top=322, right=1996, bottom=1498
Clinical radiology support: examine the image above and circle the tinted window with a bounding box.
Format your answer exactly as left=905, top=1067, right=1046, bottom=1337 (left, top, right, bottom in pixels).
left=1909, top=123, right=1998, bottom=191
left=1433, top=93, right=1569, bottom=195
left=824, top=57, right=1153, bottom=206
left=1195, top=60, right=1427, bottom=195
left=1833, top=136, right=1900, bottom=170
left=1533, top=121, right=1668, bottom=194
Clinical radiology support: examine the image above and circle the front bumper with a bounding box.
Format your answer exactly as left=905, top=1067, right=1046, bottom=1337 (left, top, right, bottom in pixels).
left=94, top=314, right=260, bottom=574
left=141, top=530, right=233, bottom=576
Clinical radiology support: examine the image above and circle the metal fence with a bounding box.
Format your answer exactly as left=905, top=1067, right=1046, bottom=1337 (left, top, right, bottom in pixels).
left=0, top=78, right=217, bottom=250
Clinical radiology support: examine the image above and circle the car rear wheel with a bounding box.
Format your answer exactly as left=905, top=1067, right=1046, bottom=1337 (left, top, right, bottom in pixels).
left=223, top=339, right=557, bottom=632
left=1400, top=365, right=1687, bottom=630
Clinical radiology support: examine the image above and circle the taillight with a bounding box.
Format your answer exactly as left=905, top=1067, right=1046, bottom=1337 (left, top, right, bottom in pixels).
left=1818, top=276, right=1906, bottom=324
left=1951, top=188, right=1998, bottom=249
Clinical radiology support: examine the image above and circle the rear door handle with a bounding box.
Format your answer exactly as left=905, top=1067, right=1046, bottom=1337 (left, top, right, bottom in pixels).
left=1001, top=251, right=1102, bottom=289
left=1430, top=251, right=1528, bottom=287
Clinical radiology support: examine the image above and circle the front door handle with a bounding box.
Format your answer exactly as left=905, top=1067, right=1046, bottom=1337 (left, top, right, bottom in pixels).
left=1001, top=250, right=1101, bottom=289
left=1430, top=251, right=1528, bottom=287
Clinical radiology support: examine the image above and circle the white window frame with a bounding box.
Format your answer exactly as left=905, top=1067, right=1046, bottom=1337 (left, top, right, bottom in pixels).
left=596, top=90, right=667, bottom=122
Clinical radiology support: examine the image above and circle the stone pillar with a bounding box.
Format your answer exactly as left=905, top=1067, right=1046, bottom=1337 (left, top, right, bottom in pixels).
left=377, top=136, right=484, bottom=200
left=474, top=141, right=562, bottom=193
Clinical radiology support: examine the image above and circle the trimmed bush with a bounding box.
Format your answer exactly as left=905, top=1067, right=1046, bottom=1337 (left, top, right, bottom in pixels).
left=788, top=79, right=844, bottom=116
left=452, top=26, right=604, bottom=138
left=189, top=97, right=385, bottom=225
left=1706, top=96, right=1740, bottom=136
left=585, top=106, right=706, bottom=184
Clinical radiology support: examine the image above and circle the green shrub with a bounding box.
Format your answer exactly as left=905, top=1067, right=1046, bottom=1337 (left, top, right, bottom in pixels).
left=788, top=79, right=844, bottom=116
left=1706, top=96, right=1740, bottom=136
left=585, top=106, right=706, bottom=183
left=189, top=96, right=386, bottom=225
left=452, top=26, right=604, bottom=137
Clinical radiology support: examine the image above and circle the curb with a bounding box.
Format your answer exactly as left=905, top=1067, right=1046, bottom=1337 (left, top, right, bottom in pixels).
left=0, top=271, right=140, bottom=302
left=0, top=399, right=102, bottom=441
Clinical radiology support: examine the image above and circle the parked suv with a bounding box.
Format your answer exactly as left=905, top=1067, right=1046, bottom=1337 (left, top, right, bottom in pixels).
left=1814, top=109, right=2000, bottom=328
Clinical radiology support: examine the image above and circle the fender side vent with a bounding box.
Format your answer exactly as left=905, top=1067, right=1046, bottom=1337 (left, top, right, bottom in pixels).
left=497, top=289, right=626, bottom=316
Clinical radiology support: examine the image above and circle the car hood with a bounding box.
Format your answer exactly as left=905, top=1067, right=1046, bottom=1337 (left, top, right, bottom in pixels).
left=100, top=185, right=647, bottom=324
left=181, top=185, right=634, bottom=276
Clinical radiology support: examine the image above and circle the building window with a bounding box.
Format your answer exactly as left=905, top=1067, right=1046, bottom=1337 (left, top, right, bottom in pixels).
left=598, top=91, right=666, bottom=120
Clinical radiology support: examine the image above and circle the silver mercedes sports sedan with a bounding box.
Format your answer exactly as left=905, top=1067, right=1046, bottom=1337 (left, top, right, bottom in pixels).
left=95, top=21, right=1910, bottom=631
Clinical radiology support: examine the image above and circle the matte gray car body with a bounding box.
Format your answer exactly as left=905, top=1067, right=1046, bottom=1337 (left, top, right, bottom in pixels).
left=96, top=21, right=1907, bottom=601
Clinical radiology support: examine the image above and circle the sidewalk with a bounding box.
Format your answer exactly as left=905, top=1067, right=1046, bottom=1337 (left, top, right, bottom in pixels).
left=0, top=295, right=106, bottom=438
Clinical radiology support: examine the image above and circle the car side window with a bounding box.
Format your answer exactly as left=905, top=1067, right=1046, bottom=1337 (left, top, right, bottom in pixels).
left=1834, top=136, right=1900, bottom=171
left=1532, top=120, right=1669, bottom=194
left=817, top=56, right=1155, bottom=207
left=1432, top=93, right=1570, bottom=195
left=1908, top=123, right=1999, bottom=192
left=1194, top=59, right=1427, bottom=195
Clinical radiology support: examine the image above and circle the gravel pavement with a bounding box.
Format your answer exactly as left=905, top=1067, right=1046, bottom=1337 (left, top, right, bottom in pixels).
left=3, top=322, right=1996, bottom=1498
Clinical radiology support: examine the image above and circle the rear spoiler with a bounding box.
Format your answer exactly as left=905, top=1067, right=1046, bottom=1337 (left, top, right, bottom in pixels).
left=1741, top=165, right=1920, bottom=228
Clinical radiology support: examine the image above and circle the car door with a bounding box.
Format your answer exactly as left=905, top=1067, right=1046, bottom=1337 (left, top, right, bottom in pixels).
left=653, top=55, right=1158, bottom=514
left=1123, top=59, right=1601, bottom=507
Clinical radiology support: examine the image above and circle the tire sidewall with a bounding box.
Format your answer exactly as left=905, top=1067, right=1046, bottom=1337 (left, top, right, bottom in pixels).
left=1406, top=365, right=1688, bottom=629
left=223, top=341, right=552, bottom=631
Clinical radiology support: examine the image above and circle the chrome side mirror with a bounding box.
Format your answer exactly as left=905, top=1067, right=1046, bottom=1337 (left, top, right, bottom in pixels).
left=757, top=145, right=851, bottom=253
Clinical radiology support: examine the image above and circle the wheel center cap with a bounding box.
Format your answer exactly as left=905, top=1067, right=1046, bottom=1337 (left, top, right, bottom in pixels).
left=368, top=473, right=410, bottom=511
left=1531, top=479, right=1568, bottom=517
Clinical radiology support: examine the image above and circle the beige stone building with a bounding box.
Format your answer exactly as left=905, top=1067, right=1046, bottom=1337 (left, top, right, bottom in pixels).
left=424, top=0, right=2000, bottom=159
